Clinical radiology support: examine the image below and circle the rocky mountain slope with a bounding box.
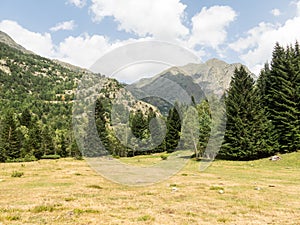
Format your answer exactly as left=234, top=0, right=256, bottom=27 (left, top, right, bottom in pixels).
left=129, top=58, right=254, bottom=98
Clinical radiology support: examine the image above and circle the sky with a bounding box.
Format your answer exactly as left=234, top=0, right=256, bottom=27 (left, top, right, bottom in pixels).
left=0, top=0, right=300, bottom=83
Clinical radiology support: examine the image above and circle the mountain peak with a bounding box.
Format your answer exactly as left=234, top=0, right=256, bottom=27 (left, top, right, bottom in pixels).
left=0, top=31, right=33, bottom=54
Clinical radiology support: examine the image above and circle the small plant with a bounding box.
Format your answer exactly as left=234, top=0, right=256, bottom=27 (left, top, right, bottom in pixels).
left=6, top=215, right=20, bottom=221
left=11, top=171, right=24, bottom=178
left=86, top=185, right=103, bottom=189
left=160, top=154, right=168, bottom=160
left=31, top=205, right=55, bottom=213
left=73, top=208, right=100, bottom=214
left=137, top=214, right=155, bottom=222
left=209, top=186, right=224, bottom=191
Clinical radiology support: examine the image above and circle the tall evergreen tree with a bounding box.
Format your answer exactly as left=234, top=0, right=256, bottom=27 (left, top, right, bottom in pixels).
left=260, top=42, right=300, bottom=152
left=219, top=67, right=276, bottom=160
left=165, top=102, right=182, bottom=153
left=0, top=111, right=21, bottom=160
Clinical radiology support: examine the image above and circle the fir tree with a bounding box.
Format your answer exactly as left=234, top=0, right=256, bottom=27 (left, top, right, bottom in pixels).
left=261, top=42, right=300, bottom=152
left=219, top=67, right=276, bottom=160
left=165, top=102, right=182, bottom=153
left=0, top=111, right=21, bottom=160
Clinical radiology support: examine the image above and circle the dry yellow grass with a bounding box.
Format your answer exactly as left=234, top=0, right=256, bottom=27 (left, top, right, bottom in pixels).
left=0, top=152, right=299, bottom=224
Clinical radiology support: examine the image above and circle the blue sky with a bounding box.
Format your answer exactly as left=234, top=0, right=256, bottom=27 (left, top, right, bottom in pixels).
left=0, top=0, right=300, bottom=82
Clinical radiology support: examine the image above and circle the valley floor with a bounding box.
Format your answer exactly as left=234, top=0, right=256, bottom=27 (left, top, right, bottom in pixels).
left=0, top=152, right=299, bottom=224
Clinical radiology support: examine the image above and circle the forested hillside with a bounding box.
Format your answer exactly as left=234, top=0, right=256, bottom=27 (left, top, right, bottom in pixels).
left=0, top=42, right=87, bottom=161
left=0, top=35, right=299, bottom=162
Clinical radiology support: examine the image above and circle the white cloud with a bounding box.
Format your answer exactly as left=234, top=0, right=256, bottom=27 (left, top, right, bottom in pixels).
left=271, top=8, right=281, bottom=16
left=230, top=16, right=300, bottom=75
left=188, top=6, right=237, bottom=49
left=89, top=0, right=189, bottom=40
left=50, top=20, right=76, bottom=32
left=0, top=19, right=116, bottom=69
left=67, top=0, right=86, bottom=8
left=57, top=33, right=113, bottom=68
left=0, top=20, right=55, bottom=57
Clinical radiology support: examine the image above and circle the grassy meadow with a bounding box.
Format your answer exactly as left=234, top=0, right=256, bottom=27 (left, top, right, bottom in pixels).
left=0, top=152, right=299, bottom=224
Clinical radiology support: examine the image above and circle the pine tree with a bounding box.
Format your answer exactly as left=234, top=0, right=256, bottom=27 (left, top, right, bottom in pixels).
left=131, top=109, right=148, bottom=140
left=260, top=42, right=300, bottom=152
left=0, top=111, right=21, bottom=160
left=219, top=67, right=276, bottom=160
left=165, top=102, right=182, bottom=153
left=197, top=100, right=212, bottom=157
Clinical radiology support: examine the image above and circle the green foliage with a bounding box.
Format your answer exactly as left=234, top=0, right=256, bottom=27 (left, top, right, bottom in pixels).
left=40, top=154, right=61, bottom=160
left=219, top=66, right=276, bottom=160
left=165, top=102, right=182, bottom=153
left=11, top=171, right=24, bottom=177
left=259, top=42, right=300, bottom=153
left=160, top=154, right=168, bottom=160
left=0, top=42, right=86, bottom=161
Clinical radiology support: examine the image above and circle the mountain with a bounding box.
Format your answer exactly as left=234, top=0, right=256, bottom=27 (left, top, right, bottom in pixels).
left=127, top=58, right=254, bottom=115
left=0, top=31, right=34, bottom=54
left=129, top=58, right=254, bottom=98
left=0, top=31, right=160, bottom=160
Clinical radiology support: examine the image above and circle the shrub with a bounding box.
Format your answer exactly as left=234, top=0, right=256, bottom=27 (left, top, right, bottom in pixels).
left=86, top=185, right=103, bottom=189
left=11, top=171, right=24, bottom=178
left=41, top=154, right=61, bottom=160
left=160, top=154, right=168, bottom=160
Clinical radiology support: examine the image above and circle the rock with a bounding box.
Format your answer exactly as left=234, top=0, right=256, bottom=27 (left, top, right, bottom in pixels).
left=218, top=190, right=224, bottom=194
left=172, top=187, right=178, bottom=192
left=269, top=155, right=281, bottom=161
left=254, top=187, right=261, bottom=191
left=268, top=184, right=275, bottom=187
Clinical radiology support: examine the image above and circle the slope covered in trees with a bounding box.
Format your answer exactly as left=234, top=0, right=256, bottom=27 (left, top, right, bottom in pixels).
left=1, top=37, right=299, bottom=162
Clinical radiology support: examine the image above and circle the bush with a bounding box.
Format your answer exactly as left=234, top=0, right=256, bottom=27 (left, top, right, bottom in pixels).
left=11, top=171, right=24, bottom=178
left=41, top=154, right=61, bottom=160
left=160, top=154, right=168, bottom=160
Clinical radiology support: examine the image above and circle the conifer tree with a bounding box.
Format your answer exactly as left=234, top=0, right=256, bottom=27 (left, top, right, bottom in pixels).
left=165, top=102, right=181, bottom=153
left=0, top=111, right=21, bottom=160
left=219, top=67, right=275, bottom=160
left=260, top=42, right=300, bottom=152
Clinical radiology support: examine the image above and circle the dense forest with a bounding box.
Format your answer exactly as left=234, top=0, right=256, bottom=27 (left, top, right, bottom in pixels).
left=0, top=42, right=84, bottom=162
left=0, top=41, right=299, bottom=162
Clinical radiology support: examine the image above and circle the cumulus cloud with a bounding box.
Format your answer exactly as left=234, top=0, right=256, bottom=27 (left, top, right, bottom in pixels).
left=57, top=33, right=113, bottom=68
left=50, top=20, right=76, bottom=32
left=0, top=20, right=55, bottom=57
left=230, top=16, right=300, bottom=74
left=89, top=0, right=189, bottom=40
left=67, top=0, right=86, bottom=8
left=0, top=19, right=117, bottom=69
left=188, top=5, right=237, bottom=49
left=270, top=8, right=281, bottom=16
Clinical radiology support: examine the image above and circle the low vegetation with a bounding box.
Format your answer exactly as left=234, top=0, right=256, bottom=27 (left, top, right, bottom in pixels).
left=0, top=152, right=299, bottom=224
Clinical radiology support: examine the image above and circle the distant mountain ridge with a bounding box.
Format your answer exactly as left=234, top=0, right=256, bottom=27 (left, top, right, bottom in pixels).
left=130, top=58, right=254, bottom=97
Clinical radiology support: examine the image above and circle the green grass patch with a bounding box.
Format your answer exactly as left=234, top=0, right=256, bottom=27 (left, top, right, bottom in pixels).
left=86, top=184, right=103, bottom=189
left=209, top=186, right=224, bottom=191
left=73, top=208, right=100, bottom=214
left=137, top=214, right=155, bottom=222
left=11, top=171, right=24, bottom=178
left=41, top=155, right=61, bottom=160
left=31, top=205, right=56, bottom=213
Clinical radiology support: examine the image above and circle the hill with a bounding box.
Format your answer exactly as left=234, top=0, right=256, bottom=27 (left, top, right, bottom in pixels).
left=0, top=32, right=161, bottom=161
